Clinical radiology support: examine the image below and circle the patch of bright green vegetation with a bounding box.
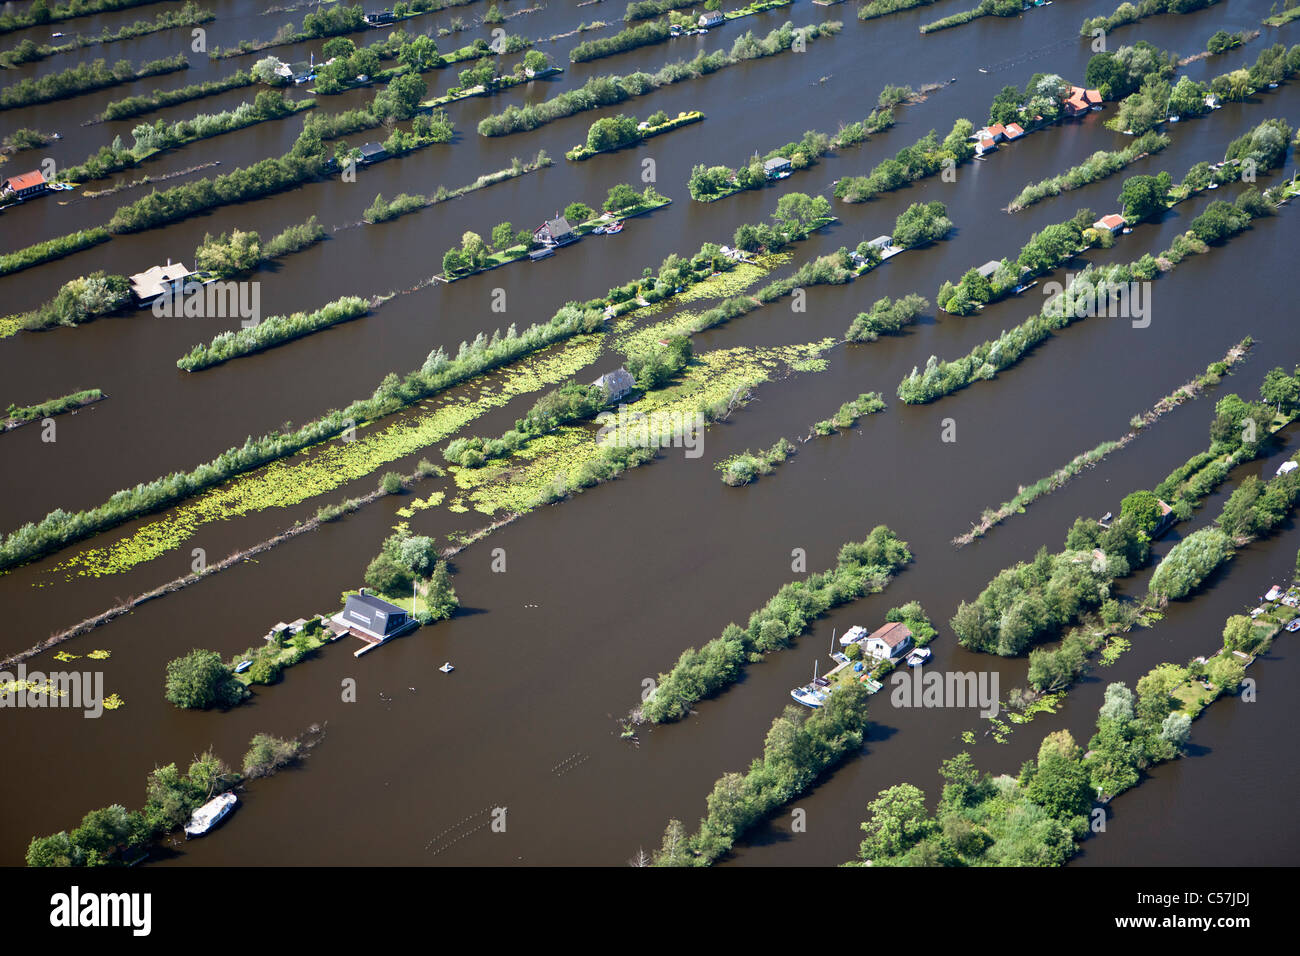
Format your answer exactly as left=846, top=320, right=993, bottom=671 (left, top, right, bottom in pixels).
left=47, top=338, right=604, bottom=579
left=448, top=342, right=834, bottom=517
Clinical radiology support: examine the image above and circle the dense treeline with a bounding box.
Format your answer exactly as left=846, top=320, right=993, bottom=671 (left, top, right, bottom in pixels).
left=194, top=217, right=327, bottom=276
left=834, top=120, right=974, bottom=202
left=1150, top=456, right=1300, bottom=602
left=1008, top=131, right=1170, bottom=212
left=0, top=0, right=165, bottom=36
left=639, top=526, right=912, bottom=723
left=625, top=0, right=696, bottom=21
left=99, top=70, right=256, bottom=121
left=571, top=18, right=670, bottom=62
left=1081, top=0, right=1216, bottom=38
left=478, top=21, right=842, bottom=136
left=655, top=680, right=872, bottom=865
left=951, top=522, right=1145, bottom=658
left=5, top=389, right=104, bottom=427
left=2, top=128, right=55, bottom=152
left=0, top=229, right=110, bottom=279
left=1107, top=43, right=1300, bottom=133
left=12, top=273, right=132, bottom=331
left=921, top=0, right=1023, bottom=34
left=892, top=201, right=953, bottom=248
left=0, top=3, right=212, bottom=68
left=177, top=297, right=370, bottom=371
left=859, top=0, right=942, bottom=19
left=950, top=342, right=1252, bottom=549
left=0, top=53, right=188, bottom=111
left=0, top=305, right=607, bottom=570
left=952, top=366, right=1297, bottom=665
left=812, top=393, right=886, bottom=436
left=1083, top=39, right=1177, bottom=102
left=362, top=152, right=552, bottom=226
left=688, top=97, right=894, bottom=200
left=107, top=150, right=326, bottom=234
left=900, top=190, right=1274, bottom=404
left=846, top=294, right=928, bottom=342
left=568, top=109, right=702, bottom=160
left=210, top=3, right=366, bottom=58
left=849, top=686, right=1193, bottom=866
left=26, top=735, right=302, bottom=866
left=716, top=438, right=796, bottom=485
left=939, top=208, right=1095, bottom=315
left=64, top=90, right=309, bottom=183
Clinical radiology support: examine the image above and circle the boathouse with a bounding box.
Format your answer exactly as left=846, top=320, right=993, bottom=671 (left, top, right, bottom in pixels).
left=763, top=156, right=793, bottom=179
left=364, top=9, right=395, bottom=25
left=1093, top=213, right=1125, bottom=235
left=359, top=142, right=388, bottom=164
left=333, top=590, right=416, bottom=653
left=533, top=216, right=577, bottom=246
left=861, top=622, right=913, bottom=661
left=592, top=367, right=635, bottom=403
left=2, top=169, right=49, bottom=200
left=1064, top=86, right=1103, bottom=117
left=698, top=10, right=724, bottom=27
left=1004, top=122, right=1026, bottom=140
left=129, top=260, right=194, bottom=306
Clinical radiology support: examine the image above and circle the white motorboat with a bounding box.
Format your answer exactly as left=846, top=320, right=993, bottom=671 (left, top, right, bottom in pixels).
left=906, top=647, right=932, bottom=668
left=184, top=792, right=237, bottom=838
left=439, top=662, right=454, bottom=673
left=790, top=684, right=828, bottom=708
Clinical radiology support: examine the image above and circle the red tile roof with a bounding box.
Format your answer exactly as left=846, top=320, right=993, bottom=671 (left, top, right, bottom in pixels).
left=1095, top=214, right=1125, bottom=230
left=1004, top=122, right=1025, bottom=138
left=3, top=170, right=46, bottom=191
left=866, top=621, right=913, bottom=649
left=987, top=123, right=1007, bottom=136
left=1066, top=86, right=1103, bottom=112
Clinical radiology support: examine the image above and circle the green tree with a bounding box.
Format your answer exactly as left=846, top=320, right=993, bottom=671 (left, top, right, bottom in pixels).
left=1222, top=614, right=1253, bottom=652
left=491, top=221, right=516, bottom=251
left=1261, top=366, right=1299, bottom=413
left=1135, top=663, right=1188, bottom=721
left=1024, top=730, right=1092, bottom=819
left=523, top=49, right=549, bottom=74
left=164, top=649, right=240, bottom=709
left=604, top=182, right=641, bottom=212
left=564, top=201, right=594, bottom=224
left=1120, top=490, right=1163, bottom=535
left=1119, top=174, right=1166, bottom=222
left=857, top=783, right=935, bottom=862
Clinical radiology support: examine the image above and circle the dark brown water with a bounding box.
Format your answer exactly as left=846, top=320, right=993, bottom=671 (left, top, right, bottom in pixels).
left=1, top=0, right=1297, bottom=866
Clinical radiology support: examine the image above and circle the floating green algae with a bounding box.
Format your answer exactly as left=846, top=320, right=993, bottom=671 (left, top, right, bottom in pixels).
left=395, top=491, right=447, bottom=519
left=48, top=337, right=605, bottom=579
left=1098, top=635, right=1131, bottom=666
left=448, top=340, right=834, bottom=518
